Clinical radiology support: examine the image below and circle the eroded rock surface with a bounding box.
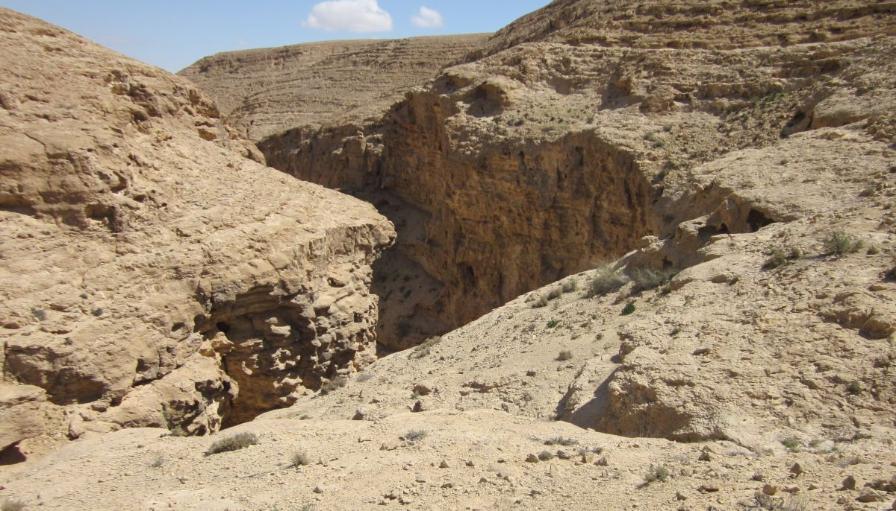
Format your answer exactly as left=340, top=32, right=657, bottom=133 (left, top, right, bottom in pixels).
left=0, top=8, right=394, bottom=453
left=240, top=0, right=896, bottom=456
left=178, top=35, right=488, bottom=141
left=257, top=0, right=896, bottom=350
left=1, top=2, right=896, bottom=510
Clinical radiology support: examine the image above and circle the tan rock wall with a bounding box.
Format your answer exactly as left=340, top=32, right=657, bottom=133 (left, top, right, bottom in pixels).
left=0, top=8, right=394, bottom=451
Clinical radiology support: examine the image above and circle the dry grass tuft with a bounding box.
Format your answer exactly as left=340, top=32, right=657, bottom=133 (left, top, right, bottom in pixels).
left=585, top=265, right=628, bottom=297
left=763, top=246, right=802, bottom=269
left=630, top=268, right=677, bottom=291
left=290, top=450, right=311, bottom=468
left=205, top=432, right=258, bottom=456
left=643, top=464, right=670, bottom=484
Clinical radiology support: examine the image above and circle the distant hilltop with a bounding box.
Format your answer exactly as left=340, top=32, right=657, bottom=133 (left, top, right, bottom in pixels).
left=179, top=34, right=489, bottom=140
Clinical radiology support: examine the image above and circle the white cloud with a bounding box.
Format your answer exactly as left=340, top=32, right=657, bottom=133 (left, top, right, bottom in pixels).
left=304, top=0, right=393, bottom=33
left=411, top=6, right=444, bottom=29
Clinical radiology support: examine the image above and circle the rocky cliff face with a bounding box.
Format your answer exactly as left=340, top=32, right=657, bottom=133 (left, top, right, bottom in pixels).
left=2, top=2, right=896, bottom=510
left=178, top=35, right=488, bottom=141
left=239, top=0, right=896, bottom=446
left=259, top=0, right=896, bottom=350
left=0, top=8, right=394, bottom=457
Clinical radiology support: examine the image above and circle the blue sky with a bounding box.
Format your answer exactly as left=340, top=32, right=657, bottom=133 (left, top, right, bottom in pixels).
left=1, top=1, right=550, bottom=72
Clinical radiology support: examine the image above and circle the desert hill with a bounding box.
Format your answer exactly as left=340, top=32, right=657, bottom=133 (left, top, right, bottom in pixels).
left=0, top=7, right=394, bottom=459
left=249, top=0, right=896, bottom=351
left=482, top=0, right=896, bottom=55
left=1, top=1, right=896, bottom=510
left=178, top=34, right=488, bottom=141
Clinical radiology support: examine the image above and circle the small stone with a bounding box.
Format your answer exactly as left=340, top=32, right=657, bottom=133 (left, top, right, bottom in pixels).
left=751, top=472, right=764, bottom=482
left=790, top=463, right=803, bottom=477
left=526, top=454, right=539, bottom=463
left=313, top=485, right=324, bottom=494
left=762, top=484, right=778, bottom=496
left=412, top=400, right=424, bottom=413
left=352, top=408, right=366, bottom=420
left=526, top=370, right=537, bottom=377
left=867, top=476, right=896, bottom=492
left=439, top=460, right=449, bottom=469
left=698, top=484, right=719, bottom=493
left=857, top=489, right=884, bottom=503
left=413, top=383, right=432, bottom=396
left=537, top=450, right=554, bottom=461
left=841, top=475, right=856, bottom=490
left=698, top=450, right=712, bottom=462
left=557, top=450, right=572, bottom=460
left=595, top=456, right=609, bottom=466
left=465, top=460, right=474, bottom=467
left=676, top=492, right=687, bottom=501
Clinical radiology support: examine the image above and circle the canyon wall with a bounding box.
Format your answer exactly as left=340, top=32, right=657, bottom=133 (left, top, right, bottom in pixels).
left=0, top=8, right=394, bottom=457
left=256, top=0, right=896, bottom=349
left=260, top=0, right=896, bottom=459
left=1, top=3, right=895, bottom=509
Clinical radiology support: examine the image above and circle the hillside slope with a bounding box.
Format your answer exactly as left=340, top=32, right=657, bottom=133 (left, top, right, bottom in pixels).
left=260, top=0, right=896, bottom=350
left=0, top=7, right=394, bottom=459
left=481, top=0, right=896, bottom=55
left=179, top=34, right=488, bottom=141
left=1, top=2, right=896, bottom=510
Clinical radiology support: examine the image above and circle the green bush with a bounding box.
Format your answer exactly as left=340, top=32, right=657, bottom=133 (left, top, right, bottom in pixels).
left=621, top=303, right=636, bottom=315
left=824, top=231, right=863, bottom=256
left=780, top=436, right=801, bottom=452
left=205, top=432, right=258, bottom=455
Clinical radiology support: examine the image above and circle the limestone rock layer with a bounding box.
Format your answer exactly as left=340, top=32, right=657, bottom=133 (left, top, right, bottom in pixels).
left=178, top=34, right=489, bottom=141
left=255, top=0, right=896, bottom=349
left=0, top=7, right=394, bottom=453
